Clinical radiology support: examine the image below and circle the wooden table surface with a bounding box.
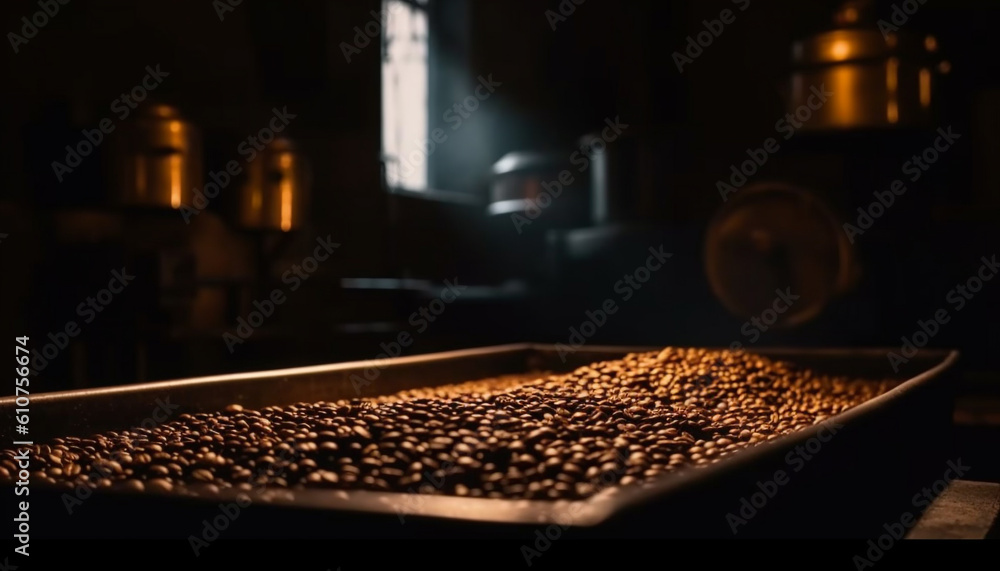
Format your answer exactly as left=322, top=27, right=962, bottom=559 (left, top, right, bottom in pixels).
left=907, top=480, right=1000, bottom=539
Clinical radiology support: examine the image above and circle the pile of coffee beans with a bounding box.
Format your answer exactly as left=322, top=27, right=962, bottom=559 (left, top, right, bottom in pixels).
left=0, top=348, right=898, bottom=500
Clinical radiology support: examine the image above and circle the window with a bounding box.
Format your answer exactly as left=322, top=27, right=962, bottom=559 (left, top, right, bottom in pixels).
left=381, top=0, right=477, bottom=199
left=382, top=0, right=430, bottom=191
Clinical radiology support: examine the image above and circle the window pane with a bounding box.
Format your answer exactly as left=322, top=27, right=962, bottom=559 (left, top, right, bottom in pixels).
left=382, top=0, right=429, bottom=191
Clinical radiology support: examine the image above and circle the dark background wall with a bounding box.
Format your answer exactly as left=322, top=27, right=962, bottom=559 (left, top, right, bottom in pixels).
left=0, top=0, right=997, bottom=394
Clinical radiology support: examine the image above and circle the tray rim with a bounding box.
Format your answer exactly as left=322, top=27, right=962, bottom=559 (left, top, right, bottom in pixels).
left=2, top=344, right=960, bottom=528
left=0, top=343, right=956, bottom=404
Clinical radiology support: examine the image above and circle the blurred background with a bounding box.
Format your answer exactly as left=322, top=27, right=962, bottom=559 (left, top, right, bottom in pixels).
left=0, top=0, right=997, bottom=468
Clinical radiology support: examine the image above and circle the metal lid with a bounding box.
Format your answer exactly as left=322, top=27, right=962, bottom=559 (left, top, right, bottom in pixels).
left=490, top=152, right=561, bottom=177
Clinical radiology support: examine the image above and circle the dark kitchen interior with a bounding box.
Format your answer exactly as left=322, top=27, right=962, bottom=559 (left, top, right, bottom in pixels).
left=1, top=0, right=999, bottom=552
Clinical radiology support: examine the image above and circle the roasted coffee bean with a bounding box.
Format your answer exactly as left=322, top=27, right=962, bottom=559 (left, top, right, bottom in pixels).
left=146, top=479, right=172, bottom=493
left=191, top=469, right=214, bottom=482
left=0, top=348, right=895, bottom=501
left=93, top=460, right=122, bottom=476
left=116, top=479, right=145, bottom=492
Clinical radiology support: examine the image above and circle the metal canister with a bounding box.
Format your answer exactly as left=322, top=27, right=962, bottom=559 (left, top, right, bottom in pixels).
left=111, top=104, right=203, bottom=209
left=487, top=149, right=592, bottom=230
left=238, top=137, right=309, bottom=231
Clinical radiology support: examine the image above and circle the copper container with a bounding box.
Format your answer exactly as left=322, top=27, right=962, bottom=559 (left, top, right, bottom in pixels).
left=789, top=4, right=947, bottom=130
left=238, top=138, right=309, bottom=231
left=111, top=104, right=203, bottom=209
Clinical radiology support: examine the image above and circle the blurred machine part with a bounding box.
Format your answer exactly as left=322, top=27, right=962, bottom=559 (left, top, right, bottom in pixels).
left=487, top=150, right=589, bottom=228
left=696, top=0, right=950, bottom=329
left=789, top=0, right=948, bottom=130
left=583, top=129, right=659, bottom=226
left=705, top=184, right=858, bottom=327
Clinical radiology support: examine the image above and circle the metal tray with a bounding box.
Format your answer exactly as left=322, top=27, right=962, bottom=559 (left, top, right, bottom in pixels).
left=1, top=344, right=958, bottom=539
